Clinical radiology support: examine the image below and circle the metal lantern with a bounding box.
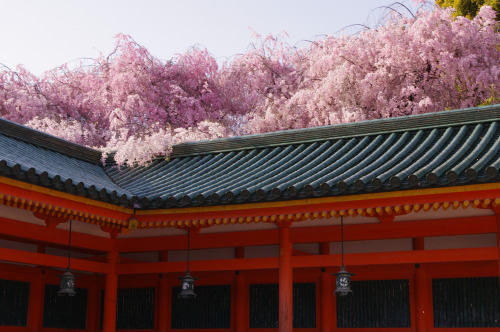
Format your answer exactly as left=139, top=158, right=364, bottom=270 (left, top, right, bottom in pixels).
left=58, top=270, right=77, bottom=296
left=58, top=219, right=77, bottom=296
left=178, top=272, right=197, bottom=299
left=332, top=215, right=354, bottom=296
left=178, top=228, right=197, bottom=299
left=334, top=266, right=355, bottom=296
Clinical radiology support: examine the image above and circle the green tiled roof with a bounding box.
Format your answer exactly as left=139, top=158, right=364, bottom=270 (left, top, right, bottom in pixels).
left=0, top=119, right=133, bottom=202
left=0, top=105, right=499, bottom=209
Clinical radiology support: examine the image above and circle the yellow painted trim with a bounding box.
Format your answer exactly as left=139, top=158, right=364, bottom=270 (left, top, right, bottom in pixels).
left=137, top=183, right=500, bottom=216
left=2, top=176, right=499, bottom=218
left=0, top=177, right=132, bottom=214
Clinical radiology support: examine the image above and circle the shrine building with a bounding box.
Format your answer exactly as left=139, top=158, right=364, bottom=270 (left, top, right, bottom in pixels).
left=0, top=104, right=499, bottom=332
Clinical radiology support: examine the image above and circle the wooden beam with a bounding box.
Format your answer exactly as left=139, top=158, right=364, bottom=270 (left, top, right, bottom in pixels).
left=115, top=247, right=497, bottom=274
left=291, top=247, right=498, bottom=268
left=116, top=228, right=278, bottom=253
left=0, top=216, right=112, bottom=252
left=0, top=247, right=110, bottom=273
left=292, top=249, right=313, bottom=256
left=117, top=257, right=279, bottom=274
left=81, top=255, right=144, bottom=263
left=290, top=215, right=497, bottom=243
left=116, top=215, right=496, bottom=252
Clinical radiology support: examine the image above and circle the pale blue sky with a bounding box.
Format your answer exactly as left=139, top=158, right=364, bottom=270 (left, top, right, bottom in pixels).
left=0, top=0, right=423, bottom=75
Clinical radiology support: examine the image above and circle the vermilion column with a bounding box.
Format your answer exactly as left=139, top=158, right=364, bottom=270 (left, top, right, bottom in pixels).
left=278, top=223, right=293, bottom=332
left=496, top=211, right=500, bottom=280
left=235, top=247, right=246, bottom=332
left=103, top=251, right=118, bottom=332
left=235, top=272, right=246, bottom=332
left=27, top=269, right=44, bottom=332
left=28, top=245, right=46, bottom=332
left=158, top=251, right=170, bottom=332
left=87, top=279, right=99, bottom=332
left=413, top=238, right=428, bottom=332
left=320, top=242, right=334, bottom=332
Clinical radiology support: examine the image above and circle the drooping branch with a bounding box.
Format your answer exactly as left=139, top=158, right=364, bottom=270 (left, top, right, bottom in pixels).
left=0, top=6, right=497, bottom=165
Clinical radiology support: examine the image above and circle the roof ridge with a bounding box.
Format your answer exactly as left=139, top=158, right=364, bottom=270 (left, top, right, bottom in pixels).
left=1, top=104, right=498, bottom=163
left=170, top=104, right=500, bottom=158
left=0, top=118, right=103, bottom=164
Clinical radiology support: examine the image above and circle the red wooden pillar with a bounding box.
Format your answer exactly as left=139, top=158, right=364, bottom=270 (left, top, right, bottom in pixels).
left=103, top=250, right=118, bottom=332
left=319, top=242, right=334, bottom=332
left=27, top=270, right=44, bottom=332
left=413, top=238, right=428, bottom=332
left=496, top=210, right=500, bottom=279
left=87, top=278, right=99, bottom=332
left=235, top=272, right=246, bottom=332
left=158, top=251, right=170, bottom=332
left=28, top=245, right=46, bottom=332
left=278, top=223, right=293, bottom=332
left=234, top=247, right=246, bottom=332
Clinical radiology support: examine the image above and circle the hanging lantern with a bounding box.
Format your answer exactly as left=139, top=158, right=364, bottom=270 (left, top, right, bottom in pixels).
left=58, top=219, right=77, bottom=296
left=57, top=270, right=77, bottom=296
left=178, top=228, right=197, bottom=299
left=334, top=266, right=354, bottom=296
left=178, top=272, right=197, bottom=299
left=332, top=215, right=354, bottom=296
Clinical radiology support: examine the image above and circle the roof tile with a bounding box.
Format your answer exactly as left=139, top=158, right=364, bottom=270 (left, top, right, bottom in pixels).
left=1, top=105, right=499, bottom=209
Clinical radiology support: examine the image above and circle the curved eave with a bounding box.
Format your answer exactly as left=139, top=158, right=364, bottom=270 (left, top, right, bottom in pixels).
left=0, top=117, right=102, bottom=164
left=1, top=105, right=499, bottom=210
left=0, top=177, right=132, bottom=232
left=0, top=132, right=134, bottom=206
left=1, top=175, right=498, bottom=232
left=133, top=184, right=500, bottom=228
left=111, top=122, right=500, bottom=209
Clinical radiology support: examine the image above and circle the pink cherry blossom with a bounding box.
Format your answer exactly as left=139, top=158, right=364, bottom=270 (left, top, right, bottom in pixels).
left=0, top=6, right=498, bottom=165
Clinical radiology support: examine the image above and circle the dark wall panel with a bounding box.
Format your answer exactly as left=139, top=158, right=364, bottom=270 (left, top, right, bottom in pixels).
left=43, top=284, right=87, bottom=329
left=171, top=285, right=231, bottom=329
left=336, top=279, right=411, bottom=328
left=0, top=279, right=30, bottom=326
left=249, top=282, right=316, bottom=328
left=116, top=287, right=155, bottom=330
left=249, top=284, right=278, bottom=328
left=433, top=277, right=500, bottom=328
left=293, top=282, right=316, bottom=328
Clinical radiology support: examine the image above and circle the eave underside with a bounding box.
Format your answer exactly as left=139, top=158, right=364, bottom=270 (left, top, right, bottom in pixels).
left=1, top=177, right=499, bottom=233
